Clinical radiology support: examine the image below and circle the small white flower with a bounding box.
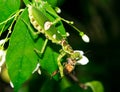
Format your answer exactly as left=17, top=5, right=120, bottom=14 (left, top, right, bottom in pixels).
left=0, top=50, right=6, bottom=67
left=10, top=81, right=14, bottom=88
left=32, top=63, right=41, bottom=75
left=74, top=50, right=89, bottom=65
left=82, top=34, right=90, bottom=43
left=74, top=50, right=84, bottom=60
left=76, top=56, right=89, bottom=65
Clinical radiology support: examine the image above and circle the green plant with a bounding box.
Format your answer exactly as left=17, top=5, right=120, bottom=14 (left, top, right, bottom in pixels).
left=0, top=0, right=104, bottom=92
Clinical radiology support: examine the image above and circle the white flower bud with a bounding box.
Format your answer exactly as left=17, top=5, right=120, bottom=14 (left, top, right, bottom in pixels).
left=82, top=34, right=90, bottom=43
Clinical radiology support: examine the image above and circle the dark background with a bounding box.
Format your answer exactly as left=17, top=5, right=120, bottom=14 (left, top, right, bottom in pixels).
left=60, top=0, right=120, bottom=92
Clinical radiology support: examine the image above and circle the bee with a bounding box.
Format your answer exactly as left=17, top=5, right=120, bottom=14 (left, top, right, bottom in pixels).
left=51, top=58, right=76, bottom=77
left=64, top=58, right=76, bottom=74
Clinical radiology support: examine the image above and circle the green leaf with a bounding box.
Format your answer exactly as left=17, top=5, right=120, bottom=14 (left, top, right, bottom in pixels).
left=40, top=44, right=60, bottom=80
left=0, top=0, right=20, bottom=22
left=6, top=8, right=61, bottom=91
left=85, top=81, right=104, bottom=92
left=6, top=9, right=42, bottom=91
left=0, top=0, right=20, bottom=32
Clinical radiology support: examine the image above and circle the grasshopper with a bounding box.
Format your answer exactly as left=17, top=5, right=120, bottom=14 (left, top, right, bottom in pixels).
left=26, top=0, right=89, bottom=77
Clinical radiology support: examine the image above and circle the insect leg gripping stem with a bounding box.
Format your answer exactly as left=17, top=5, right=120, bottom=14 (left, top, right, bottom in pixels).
left=40, top=39, right=48, bottom=54
left=45, top=7, right=74, bottom=25
left=34, top=39, right=48, bottom=57
left=21, top=18, right=49, bottom=56
left=57, top=50, right=66, bottom=77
